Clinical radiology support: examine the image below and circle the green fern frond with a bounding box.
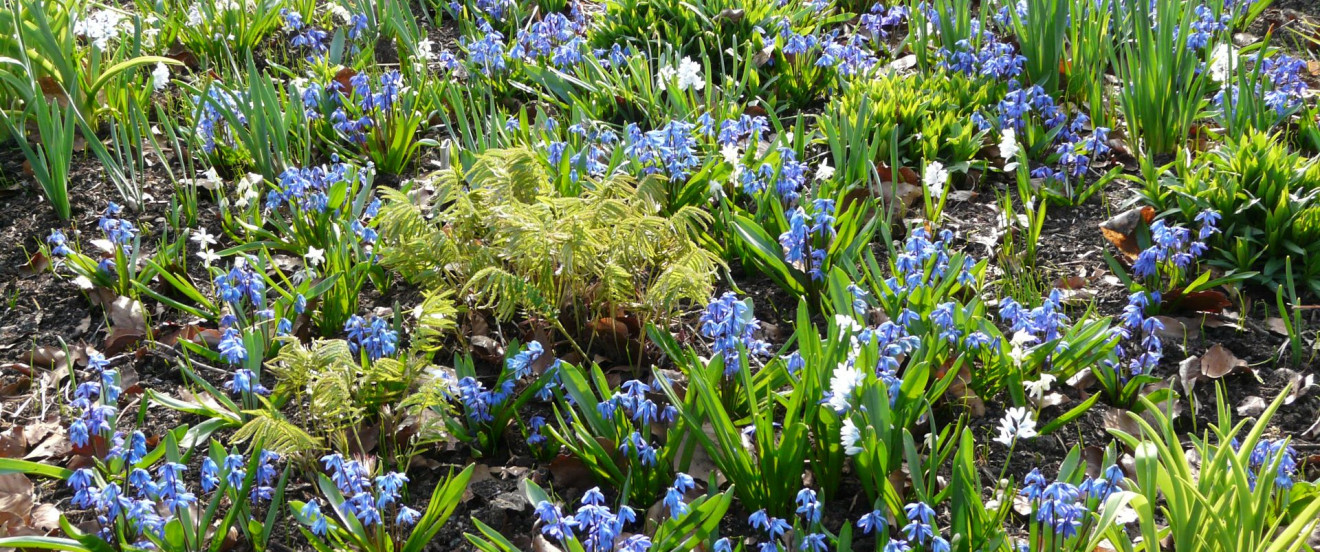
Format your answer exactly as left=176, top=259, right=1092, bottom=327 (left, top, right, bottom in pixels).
left=233, top=410, right=322, bottom=455
left=465, top=266, right=558, bottom=321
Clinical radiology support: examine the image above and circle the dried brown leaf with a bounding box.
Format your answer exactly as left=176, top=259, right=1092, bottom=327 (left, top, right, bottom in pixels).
left=1201, top=344, right=1246, bottom=379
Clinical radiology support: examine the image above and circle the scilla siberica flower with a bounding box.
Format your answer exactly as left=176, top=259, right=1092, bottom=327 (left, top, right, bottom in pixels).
left=99, top=203, right=137, bottom=250
left=1131, top=212, right=1217, bottom=280
left=344, top=315, right=398, bottom=361
left=536, top=488, right=647, bottom=552
left=215, top=258, right=266, bottom=311
left=1105, top=291, right=1163, bottom=378
left=69, top=351, right=120, bottom=448
left=47, top=229, right=74, bottom=257
left=1021, top=469, right=1084, bottom=538
left=1235, top=438, right=1299, bottom=491
left=699, top=293, right=771, bottom=376
left=663, top=473, right=696, bottom=518
left=624, top=120, right=700, bottom=180
left=507, top=341, right=544, bottom=379
left=313, top=453, right=420, bottom=530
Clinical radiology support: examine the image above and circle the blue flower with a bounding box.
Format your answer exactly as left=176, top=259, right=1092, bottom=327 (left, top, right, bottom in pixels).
left=201, top=457, right=220, bottom=492
left=395, top=505, right=422, bottom=527
left=700, top=293, right=771, bottom=377
left=302, top=500, right=329, bottom=536
left=858, top=509, right=886, bottom=534
left=47, top=230, right=73, bottom=257
left=344, top=315, right=398, bottom=361
left=507, top=341, right=545, bottom=379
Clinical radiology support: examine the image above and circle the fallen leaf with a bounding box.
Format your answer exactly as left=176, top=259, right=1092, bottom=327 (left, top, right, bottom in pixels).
left=1099, top=207, right=1155, bottom=259
left=1178, top=356, right=1201, bottom=397
left=29, top=503, right=60, bottom=533
left=1236, top=396, right=1267, bottom=417
left=1102, top=407, right=1141, bottom=436
left=548, top=453, right=596, bottom=491
left=1054, top=275, right=1088, bottom=290
left=0, top=428, right=26, bottom=459
left=1164, top=290, right=1232, bottom=314
left=1201, top=344, right=1246, bottom=379
left=18, top=252, right=49, bottom=277
left=1153, top=316, right=1198, bottom=341
left=1287, top=374, right=1316, bottom=405
left=1265, top=317, right=1289, bottom=336
left=0, top=473, right=34, bottom=522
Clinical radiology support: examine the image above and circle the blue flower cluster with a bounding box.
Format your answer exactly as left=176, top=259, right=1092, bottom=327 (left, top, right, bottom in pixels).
left=546, top=120, right=621, bottom=182
left=1132, top=211, right=1218, bottom=279
left=282, top=10, right=329, bottom=59
left=1032, top=114, right=1112, bottom=183
left=1020, top=469, right=1085, bottom=538
left=216, top=259, right=267, bottom=311
left=507, top=341, right=545, bottom=379
left=885, top=502, right=952, bottom=552
left=46, top=229, right=74, bottom=257
left=888, top=228, right=977, bottom=294
left=699, top=292, right=771, bottom=376
left=858, top=3, right=910, bottom=41
left=510, top=12, right=587, bottom=68
left=303, top=454, right=420, bottom=533
left=268, top=160, right=352, bottom=213
left=69, top=447, right=278, bottom=547
left=1078, top=464, right=1126, bottom=503
left=737, top=147, right=810, bottom=202
left=193, top=87, right=247, bottom=154
left=1106, top=291, right=1164, bottom=377
left=455, top=375, right=515, bottom=424
left=747, top=509, right=792, bottom=551
left=985, top=82, right=1067, bottom=134
left=99, top=203, right=137, bottom=249
left=1215, top=53, right=1310, bottom=118
left=661, top=472, right=695, bottom=518
left=1000, top=289, right=1069, bottom=347
left=535, top=488, right=649, bottom=552
left=779, top=198, right=836, bottom=281
left=939, top=28, right=1025, bottom=81
left=624, top=120, right=701, bottom=181
left=69, top=351, right=119, bottom=449
left=1233, top=437, right=1299, bottom=491
left=599, top=380, right=678, bottom=427
left=463, top=21, right=509, bottom=76
left=1185, top=4, right=1228, bottom=50
left=705, top=113, right=768, bottom=148
left=344, top=314, right=399, bottom=361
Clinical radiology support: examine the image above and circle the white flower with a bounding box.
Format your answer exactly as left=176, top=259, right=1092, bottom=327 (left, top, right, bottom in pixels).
left=305, top=246, right=325, bottom=267
left=999, top=128, right=1019, bottom=171
left=1208, top=43, right=1237, bottom=83
left=675, top=57, right=705, bottom=91
left=834, top=314, right=862, bottom=335
left=151, top=62, right=170, bottom=91
left=74, top=10, right=125, bottom=50
left=841, top=418, right=863, bottom=456
left=1023, top=374, right=1056, bottom=401
left=233, top=173, right=263, bottom=209
left=656, top=65, right=677, bottom=88
left=197, top=248, right=221, bottom=266
left=328, top=4, right=352, bottom=24
left=923, top=161, right=948, bottom=198
left=827, top=364, right=864, bottom=413
left=994, top=407, right=1038, bottom=446
left=190, top=227, right=217, bottom=248
left=720, top=144, right=741, bottom=166
left=416, top=39, right=437, bottom=63
left=815, top=162, right=835, bottom=182
left=186, top=5, right=204, bottom=26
